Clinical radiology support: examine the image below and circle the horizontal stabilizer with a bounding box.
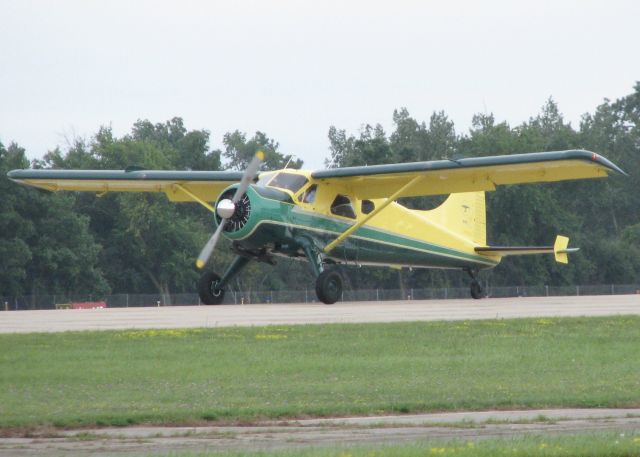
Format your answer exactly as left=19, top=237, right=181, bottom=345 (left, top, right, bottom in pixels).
left=475, top=235, right=578, bottom=264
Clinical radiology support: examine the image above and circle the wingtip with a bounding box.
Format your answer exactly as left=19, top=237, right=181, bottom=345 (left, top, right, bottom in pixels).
left=256, top=150, right=266, bottom=161
left=588, top=151, right=627, bottom=176
left=196, top=260, right=205, bottom=269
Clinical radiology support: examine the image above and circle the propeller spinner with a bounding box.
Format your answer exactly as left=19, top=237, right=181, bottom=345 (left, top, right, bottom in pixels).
left=196, top=150, right=265, bottom=269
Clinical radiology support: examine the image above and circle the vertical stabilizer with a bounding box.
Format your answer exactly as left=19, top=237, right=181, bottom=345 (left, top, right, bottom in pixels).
left=427, top=191, right=487, bottom=246
left=554, top=235, right=570, bottom=264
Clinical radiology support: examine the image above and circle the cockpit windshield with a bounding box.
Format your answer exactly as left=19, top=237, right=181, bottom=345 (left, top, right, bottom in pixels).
left=267, top=172, right=308, bottom=193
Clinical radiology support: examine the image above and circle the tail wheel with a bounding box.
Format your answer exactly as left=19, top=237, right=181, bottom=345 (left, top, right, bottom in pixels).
left=315, top=269, right=343, bottom=305
left=470, top=279, right=484, bottom=299
left=198, top=272, right=225, bottom=305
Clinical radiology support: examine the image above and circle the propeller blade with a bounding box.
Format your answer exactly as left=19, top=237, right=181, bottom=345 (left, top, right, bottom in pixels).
left=196, top=221, right=226, bottom=269
left=195, top=150, right=265, bottom=269
left=232, top=150, right=265, bottom=203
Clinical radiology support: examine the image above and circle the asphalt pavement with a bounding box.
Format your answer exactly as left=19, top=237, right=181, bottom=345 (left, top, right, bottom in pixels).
left=1, top=295, right=638, bottom=334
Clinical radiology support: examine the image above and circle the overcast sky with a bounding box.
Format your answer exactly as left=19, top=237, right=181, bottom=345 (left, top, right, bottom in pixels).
left=1, top=0, right=638, bottom=170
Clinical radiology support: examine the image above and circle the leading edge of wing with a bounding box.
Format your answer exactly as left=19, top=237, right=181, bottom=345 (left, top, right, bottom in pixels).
left=311, top=150, right=626, bottom=179
left=7, top=169, right=245, bottom=182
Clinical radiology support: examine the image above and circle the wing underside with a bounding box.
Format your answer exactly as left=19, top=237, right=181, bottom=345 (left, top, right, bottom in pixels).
left=6, top=169, right=244, bottom=202
left=312, top=150, right=624, bottom=199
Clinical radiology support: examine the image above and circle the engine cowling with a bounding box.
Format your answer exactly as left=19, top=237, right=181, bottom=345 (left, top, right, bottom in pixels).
left=215, top=188, right=252, bottom=233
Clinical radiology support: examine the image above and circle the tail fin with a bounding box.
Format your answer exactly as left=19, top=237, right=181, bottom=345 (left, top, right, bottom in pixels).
left=554, top=235, right=577, bottom=264
left=428, top=191, right=487, bottom=245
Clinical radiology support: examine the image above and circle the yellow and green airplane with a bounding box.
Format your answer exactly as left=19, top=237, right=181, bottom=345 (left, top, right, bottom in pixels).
left=8, top=149, right=625, bottom=304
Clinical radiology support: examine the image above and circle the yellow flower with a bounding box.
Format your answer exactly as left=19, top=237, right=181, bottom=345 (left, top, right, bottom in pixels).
left=115, top=328, right=204, bottom=339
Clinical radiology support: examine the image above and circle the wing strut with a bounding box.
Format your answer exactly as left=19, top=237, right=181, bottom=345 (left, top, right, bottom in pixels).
left=172, top=184, right=216, bottom=214
left=323, top=175, right=424, bottom=254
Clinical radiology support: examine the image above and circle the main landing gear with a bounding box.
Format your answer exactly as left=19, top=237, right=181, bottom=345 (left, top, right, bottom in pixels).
left=198, top=243, right=277, bottom=305
left=297, top=236, right=343, bottom=305
left=465, top=268, right=485, bottom=299
left=315, top=269, right=343, bottom=305
left=198, top=255, right=251, bottom=305
left=198, top=271, right=225, bottom=305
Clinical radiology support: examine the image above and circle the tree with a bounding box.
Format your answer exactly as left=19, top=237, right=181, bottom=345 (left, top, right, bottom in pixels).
left=0, top=141, right=32, bottom=297
left=0, top=141, right=110, bottom=301
left=34, top=119, right=220, bottom=298
left=116, top=194, right=209, bottom=303
left=3, top=86, right=640, bottom=301
left=223, top=130, right=302, bottom=171
left=326, top=124, right=392, bottom=168
left=390, top=108, right=425, bottom=163
left=323, top=90, right=640, bottom=289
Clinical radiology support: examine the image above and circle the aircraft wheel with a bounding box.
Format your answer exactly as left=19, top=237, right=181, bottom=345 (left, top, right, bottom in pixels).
left=315, top=270, right=343, bottom=305
left=198, top=271, right=225, bottom=305
left=470, top=279, right=484, bottom=299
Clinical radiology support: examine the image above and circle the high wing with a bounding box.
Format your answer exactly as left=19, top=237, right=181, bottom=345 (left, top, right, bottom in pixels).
left=312, top=150, right=625, bottom=199
left=6, top=169, right=244, bottom=202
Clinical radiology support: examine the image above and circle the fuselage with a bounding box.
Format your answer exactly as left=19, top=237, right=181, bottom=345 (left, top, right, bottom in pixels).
left=217, top=169, right=500, bottom=271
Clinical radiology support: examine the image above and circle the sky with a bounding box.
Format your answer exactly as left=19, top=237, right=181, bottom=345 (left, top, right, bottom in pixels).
left=1, top=0, right=639, bottom=170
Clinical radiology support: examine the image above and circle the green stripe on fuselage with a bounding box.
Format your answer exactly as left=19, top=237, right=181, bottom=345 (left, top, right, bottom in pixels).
left=225, top=188, right=498, bottom=270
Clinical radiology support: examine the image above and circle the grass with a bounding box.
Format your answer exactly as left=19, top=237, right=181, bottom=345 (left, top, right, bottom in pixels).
left=0, top=316, right=639, bottom=429
left=136, top=432, right=640, bottom=456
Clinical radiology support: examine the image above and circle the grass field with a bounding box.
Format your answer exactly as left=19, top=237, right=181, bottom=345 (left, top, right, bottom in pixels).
left=1, top=316, right=639, bottom=429
left=140, top=432, right=640, bottom=457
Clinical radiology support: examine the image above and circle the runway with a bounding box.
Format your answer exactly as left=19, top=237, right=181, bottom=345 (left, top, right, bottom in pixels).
left=1, top=295, right=638, bottom=333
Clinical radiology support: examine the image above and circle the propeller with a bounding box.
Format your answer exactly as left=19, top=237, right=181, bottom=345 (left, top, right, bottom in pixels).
left=196, top=150, right=265, bottom=269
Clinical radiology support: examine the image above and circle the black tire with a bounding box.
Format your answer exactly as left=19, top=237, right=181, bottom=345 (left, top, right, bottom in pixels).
left=470, top=280, right=484, bottom=299
left=198, top=272, right=225, bottom=305
left=315, top=269, right=343, bottom=305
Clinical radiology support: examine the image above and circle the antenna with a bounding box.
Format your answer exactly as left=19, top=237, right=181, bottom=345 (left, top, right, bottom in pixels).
left=284, top=155, right=296, bottom=169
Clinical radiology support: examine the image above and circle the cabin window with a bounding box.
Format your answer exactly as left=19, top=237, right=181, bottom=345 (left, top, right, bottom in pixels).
left=267, top=172, right=308, bottom=193
left=298, top=184, right=318, bottom=204
left=361, top=200, right=375, bottom=214
left=330, top=195, right=356, bottom=219
left=255, top=172, right=276, bottom=187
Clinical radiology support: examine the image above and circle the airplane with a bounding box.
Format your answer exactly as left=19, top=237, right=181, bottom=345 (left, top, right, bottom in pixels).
left=7, top=149, right=625, bottom=304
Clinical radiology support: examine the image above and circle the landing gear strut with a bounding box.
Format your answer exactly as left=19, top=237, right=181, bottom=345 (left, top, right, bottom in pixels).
left=198, top=255, right=251, bottom=305
left=465, top=268, right=485, bottom=300
left=297, top=236, right=343, bottom=305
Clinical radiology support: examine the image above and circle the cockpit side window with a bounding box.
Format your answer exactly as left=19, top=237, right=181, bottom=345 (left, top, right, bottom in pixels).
left=267, top=172, right=308, bottom=193
left=361, top=200, right=375, bottom=214
left=255, top=172, right=276, bottom=187
left=298, top=184, right=318, bottom=204
left=330, top=194, right=356, bottom=219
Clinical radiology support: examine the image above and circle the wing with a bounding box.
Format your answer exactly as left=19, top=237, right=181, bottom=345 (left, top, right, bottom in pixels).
left=312, top=150, right=625, bottom=199
left=6, top=169, right=245, bottom=202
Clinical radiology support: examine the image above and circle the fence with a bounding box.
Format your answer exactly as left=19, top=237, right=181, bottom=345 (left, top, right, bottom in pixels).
left=2, top=284, right=639, bottom=310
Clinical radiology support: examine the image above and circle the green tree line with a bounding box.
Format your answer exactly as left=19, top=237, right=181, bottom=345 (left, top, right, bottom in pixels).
left=1, top=85, right=639, bottom=299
